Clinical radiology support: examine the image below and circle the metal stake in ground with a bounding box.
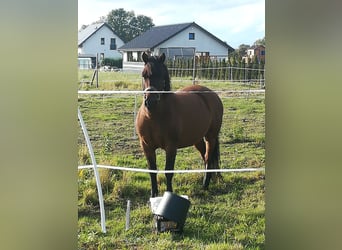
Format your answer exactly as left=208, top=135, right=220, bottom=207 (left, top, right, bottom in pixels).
left=125, top=200, right=131, bottom=230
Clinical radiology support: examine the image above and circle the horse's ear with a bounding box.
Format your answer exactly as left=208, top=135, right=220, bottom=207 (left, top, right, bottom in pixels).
left=159, top=53, right=166, bottom=63
left=142, top=52, right=149, bottom=64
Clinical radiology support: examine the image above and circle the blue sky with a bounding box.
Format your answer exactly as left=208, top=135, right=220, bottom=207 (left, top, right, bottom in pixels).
left=78, top=0, right=265, bottom=48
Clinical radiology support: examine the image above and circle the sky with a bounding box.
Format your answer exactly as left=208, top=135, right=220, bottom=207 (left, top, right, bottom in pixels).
left=78, top=0, right=265, bottom=48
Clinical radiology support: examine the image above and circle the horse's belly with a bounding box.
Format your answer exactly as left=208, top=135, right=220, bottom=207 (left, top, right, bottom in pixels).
left=175, top=104, right=211, bottom=147
left=177, top=126, right=208, bottom=148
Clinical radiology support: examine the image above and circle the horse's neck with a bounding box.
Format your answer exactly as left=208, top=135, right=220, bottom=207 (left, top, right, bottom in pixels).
left=144, top=94, right=171, bottom=119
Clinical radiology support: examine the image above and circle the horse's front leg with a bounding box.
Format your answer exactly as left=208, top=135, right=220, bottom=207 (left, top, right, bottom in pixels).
left=150, top=171, right=158, bottom=198
left=143, top=145, right=158, bottom=197
left=165, top=148, right=177, bottom=193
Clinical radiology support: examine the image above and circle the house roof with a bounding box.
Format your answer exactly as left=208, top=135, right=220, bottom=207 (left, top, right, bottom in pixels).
left=78, top=22, right=122, bottom=47
left=250, top=45, right=265, bottom=49
left=118, top=22, right=234, bottom=52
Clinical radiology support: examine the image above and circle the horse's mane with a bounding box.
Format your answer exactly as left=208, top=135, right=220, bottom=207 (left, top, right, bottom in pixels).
left=162, top=64, right=171, bottom=91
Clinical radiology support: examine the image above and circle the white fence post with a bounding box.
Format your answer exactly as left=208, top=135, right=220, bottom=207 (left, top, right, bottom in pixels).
left=133, top=94, right=137, bottom=139
left=78, top=108, right=106, bottom=233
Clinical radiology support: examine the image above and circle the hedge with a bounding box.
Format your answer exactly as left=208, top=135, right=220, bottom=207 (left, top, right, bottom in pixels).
left=165, top=57, right=265, bottom=82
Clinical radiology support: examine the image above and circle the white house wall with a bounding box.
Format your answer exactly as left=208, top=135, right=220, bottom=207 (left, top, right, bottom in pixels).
left=157, top=25, right=228, bottom=57
left=79, top=26, right=124, bottom=59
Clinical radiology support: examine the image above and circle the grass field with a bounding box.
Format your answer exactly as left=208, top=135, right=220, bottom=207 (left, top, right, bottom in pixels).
left=78, top=71, right=265, bottom=249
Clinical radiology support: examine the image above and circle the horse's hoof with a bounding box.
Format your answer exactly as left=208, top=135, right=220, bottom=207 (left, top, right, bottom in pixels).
left=151, top=192, right=158, bottom=198
left=203, top=179, right=210, bottom=189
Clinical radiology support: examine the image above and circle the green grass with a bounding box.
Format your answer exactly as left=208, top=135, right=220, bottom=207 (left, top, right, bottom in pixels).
left=78, top=70, right=265, bottom=249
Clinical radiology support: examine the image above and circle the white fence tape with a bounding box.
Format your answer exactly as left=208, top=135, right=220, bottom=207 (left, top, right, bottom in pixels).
left=78, top=165, right=265, bottom=174
left=78, top=89, right=265, bottom=95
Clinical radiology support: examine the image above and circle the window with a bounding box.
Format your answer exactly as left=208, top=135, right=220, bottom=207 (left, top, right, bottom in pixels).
left=160, top=47, right=195, bottom=59
left=137, top=51, right=142, bottom=62
left=189, top=32, right=195, bottom=40
left=100, top=38, right=105, bottom=45
left=110, top=38, right=116, bottom=50
left=127, top=51, right=133, bottom=62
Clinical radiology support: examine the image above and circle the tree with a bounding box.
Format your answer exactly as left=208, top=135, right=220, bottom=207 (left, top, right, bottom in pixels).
left=106, top=8, right=154, bottom=43
left=80, top=16, right=107, bottom=31
left=253, top=37, right=265, bottom=46
left=79, top=25, right=88, bottom=32
left=230, top=44, right=250, bottom=60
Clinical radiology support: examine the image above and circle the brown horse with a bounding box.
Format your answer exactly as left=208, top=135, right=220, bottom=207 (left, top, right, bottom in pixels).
left=136, top=52, right=223, bottom=197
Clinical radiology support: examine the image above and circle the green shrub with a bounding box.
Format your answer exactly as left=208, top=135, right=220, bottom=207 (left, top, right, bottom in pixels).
left=101, top=58, right=122, bottom=68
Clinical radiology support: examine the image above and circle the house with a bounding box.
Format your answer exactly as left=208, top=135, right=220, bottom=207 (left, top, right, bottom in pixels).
left=245, top=45, right=265, bottom=63
left=78, top=22, right=125, bottom=68
left=118, top=22, right=234, bottom=71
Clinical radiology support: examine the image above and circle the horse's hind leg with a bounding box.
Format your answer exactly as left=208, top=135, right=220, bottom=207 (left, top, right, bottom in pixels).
left=195, top=139, right=206, bottom=161
left=195, top=139, right=212, bottom=188
left=195, top=139, right=208, bottom=185
left=203, top=136, right=220, bottom=189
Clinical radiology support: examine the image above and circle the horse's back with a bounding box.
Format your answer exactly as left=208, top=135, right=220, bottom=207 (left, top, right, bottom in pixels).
left=173, top=85, right=223, bottom=145
left=178, top=85, right=223, bottom=122
left=179, top=85, right=222, bottom=105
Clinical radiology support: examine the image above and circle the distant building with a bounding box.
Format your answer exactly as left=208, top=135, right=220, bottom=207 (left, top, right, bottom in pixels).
left=244, top=45, right=265, bottom=63
left=118, top=22, right=234, bottom=71
left=78, top=22, right=124, bottom=68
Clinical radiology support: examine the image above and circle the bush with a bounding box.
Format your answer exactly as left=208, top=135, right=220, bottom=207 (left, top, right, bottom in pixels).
left=164, top=56, right=265, bottom=82
left=101, top=58, right=123, bottom=68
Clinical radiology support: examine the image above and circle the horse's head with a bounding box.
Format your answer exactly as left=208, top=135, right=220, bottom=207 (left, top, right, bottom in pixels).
left=141, top=52, right=170, bottom=110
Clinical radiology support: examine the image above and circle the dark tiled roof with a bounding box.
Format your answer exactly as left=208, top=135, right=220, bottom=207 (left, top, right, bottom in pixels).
left=118, top=22, right=233, bottom=52
left=119, top=22, right=192, bottom=51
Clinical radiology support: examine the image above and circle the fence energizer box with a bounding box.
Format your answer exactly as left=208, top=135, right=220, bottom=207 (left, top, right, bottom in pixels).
left=150, top=192, right=191, bottom=233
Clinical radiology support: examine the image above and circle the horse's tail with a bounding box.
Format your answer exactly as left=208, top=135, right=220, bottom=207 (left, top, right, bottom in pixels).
left=211, top=137, right=220, bottom=167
